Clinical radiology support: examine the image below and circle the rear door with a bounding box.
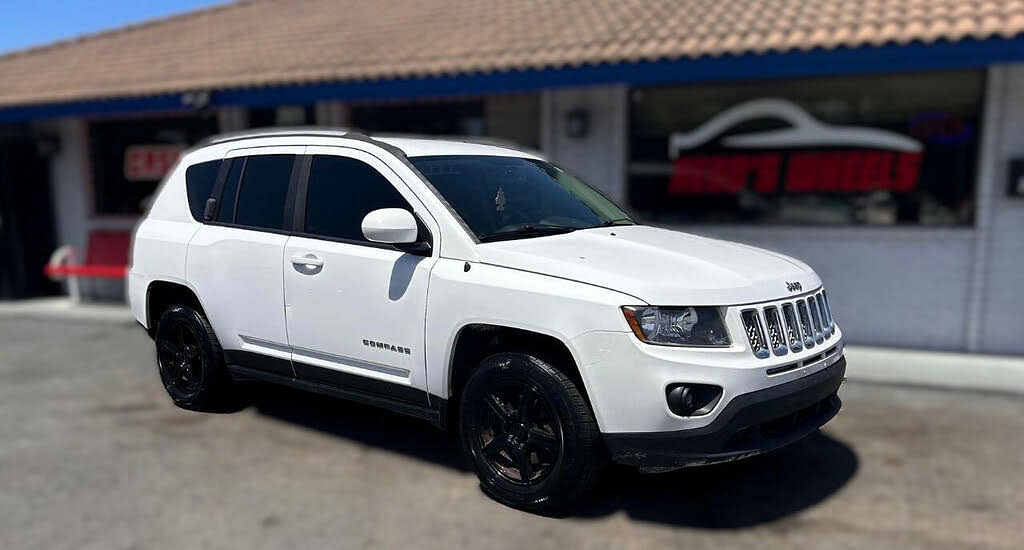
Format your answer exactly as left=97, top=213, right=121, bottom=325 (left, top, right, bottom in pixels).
left=187, top=147, right=303, bottom=375
left=283, top=146, right=438, bottom=403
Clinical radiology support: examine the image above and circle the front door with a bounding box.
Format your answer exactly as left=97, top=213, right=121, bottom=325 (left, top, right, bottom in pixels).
left=283, top=146, right=438, bottom=404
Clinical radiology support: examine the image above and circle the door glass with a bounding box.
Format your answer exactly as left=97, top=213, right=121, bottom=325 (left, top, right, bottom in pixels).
left=234, top=155, right=295, bottom=230
left=185, top=160, right=221, bottom=221
left=216, top=158, right=244, bottom=223
left=305, top=155, right=412, bottom=241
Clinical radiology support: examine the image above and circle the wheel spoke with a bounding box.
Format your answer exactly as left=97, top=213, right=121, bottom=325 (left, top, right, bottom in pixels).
left=165, top=358, right=184, bottom=380
left=484, top=394, right=512, bottom=424
left=528, top=427, right=559, bottom=452
left=158, top=340, right=181, bottom=357
left=514, top=445, right=533, bottom=481
left=482, top=435, right=511, bottom=458
left=517, top=390, right=532, bottom=422
left=183, top=345, right=200, bottom=362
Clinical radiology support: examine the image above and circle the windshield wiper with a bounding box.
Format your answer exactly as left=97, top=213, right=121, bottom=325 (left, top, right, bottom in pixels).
left=595, top=218, right=635, bottom=227
left=478, top=224, right=579, bottom=242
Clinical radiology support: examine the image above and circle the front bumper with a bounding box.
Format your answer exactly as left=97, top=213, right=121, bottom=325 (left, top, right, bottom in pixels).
left=604, top=356, right=845, bottom=468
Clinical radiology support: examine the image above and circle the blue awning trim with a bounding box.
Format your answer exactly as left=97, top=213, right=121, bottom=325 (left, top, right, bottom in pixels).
left=2, top=36, right=1023, bottom=122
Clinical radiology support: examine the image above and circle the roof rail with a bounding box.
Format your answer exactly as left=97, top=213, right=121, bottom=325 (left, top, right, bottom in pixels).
left=192, top=127, right=536, bottom=158
left=371, top=132, right=537, bottom=155
left=197, top=126, right=358, bottom=146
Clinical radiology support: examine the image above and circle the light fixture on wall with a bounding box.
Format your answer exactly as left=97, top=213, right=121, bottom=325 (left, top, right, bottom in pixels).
left=181, top=90, right=211, bottom=110
left=566, top=108, right=589, bottom=139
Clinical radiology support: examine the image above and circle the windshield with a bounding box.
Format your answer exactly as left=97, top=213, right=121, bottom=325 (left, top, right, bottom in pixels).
left=410, top=155, right=633, bottom=241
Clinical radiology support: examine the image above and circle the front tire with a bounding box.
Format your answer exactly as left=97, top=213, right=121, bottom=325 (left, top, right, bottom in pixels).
left=459, top=352, right=607, bottom=512
left=154, top=304, right=230, bottom=410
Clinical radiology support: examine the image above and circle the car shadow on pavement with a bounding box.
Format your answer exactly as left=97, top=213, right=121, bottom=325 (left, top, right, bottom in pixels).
left=240, top=382, right=858, bottom=527
left=571, top=432, right=859, bottom=527
left=243, top=383, right=470, bottom=472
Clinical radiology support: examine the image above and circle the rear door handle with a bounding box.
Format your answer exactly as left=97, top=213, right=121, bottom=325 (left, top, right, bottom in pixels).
left=291, top=253, right=324, bottom=269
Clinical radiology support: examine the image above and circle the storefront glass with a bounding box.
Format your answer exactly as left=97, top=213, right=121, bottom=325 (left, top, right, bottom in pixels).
left=628, top=70, right=984, bottom=225
left=89, top=115, right=217, bottom=215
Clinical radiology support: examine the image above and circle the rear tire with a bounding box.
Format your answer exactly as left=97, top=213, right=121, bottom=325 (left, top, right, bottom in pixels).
left=458, top=352, right=607, bottom=512
left=154, top=304, right=230, bottom=410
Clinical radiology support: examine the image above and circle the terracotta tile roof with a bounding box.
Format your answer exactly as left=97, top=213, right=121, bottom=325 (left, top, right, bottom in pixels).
left=1, top=0, right=1022, bottom=108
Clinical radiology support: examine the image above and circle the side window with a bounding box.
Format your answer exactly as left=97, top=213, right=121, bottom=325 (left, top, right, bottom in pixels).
left=233, top=155, right=295, bottom=230
left=184, top=160, right=220, bottom=221
left=304, top=155, right=413, bottom=242
left=216, top=158, right=244, bottom=223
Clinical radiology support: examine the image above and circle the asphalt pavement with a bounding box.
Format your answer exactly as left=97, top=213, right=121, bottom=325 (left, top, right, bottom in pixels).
left=1, top=316, right=1021, bottom=549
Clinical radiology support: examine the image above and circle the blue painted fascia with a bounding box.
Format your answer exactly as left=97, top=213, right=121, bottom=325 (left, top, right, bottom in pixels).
left=2, top=36, right=1023, bottom=122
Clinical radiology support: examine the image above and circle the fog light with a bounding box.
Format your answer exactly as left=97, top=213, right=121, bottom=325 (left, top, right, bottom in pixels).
left=666, top=383, right=722, bottom=417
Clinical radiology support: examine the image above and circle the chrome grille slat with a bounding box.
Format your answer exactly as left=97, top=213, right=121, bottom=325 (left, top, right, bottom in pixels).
left=741, top=309, right=770, bottom=359
left=807, top=296, right=825, bottom=344
left=815, top=292, right=832, bottom=338
left=821, top=290, right=835, bottom=329
left=796, top=299, right=815, bottom=349
left=780, top=303, right=803, bottom=353
left=763, top=306, right=787, bottom=356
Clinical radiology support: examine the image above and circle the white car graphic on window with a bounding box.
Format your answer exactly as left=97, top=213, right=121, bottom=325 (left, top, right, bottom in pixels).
left=668, top=98, right=923, bottom=158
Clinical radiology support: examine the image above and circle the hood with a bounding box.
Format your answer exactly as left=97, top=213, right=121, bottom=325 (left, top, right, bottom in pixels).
left=475, top=225, right=820, bottom=305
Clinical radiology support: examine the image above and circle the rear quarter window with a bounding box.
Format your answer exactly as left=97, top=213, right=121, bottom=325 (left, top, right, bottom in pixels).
left=184, top=160, right=221, bottom=221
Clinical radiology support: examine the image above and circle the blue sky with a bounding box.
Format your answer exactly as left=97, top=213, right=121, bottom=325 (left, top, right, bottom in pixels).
left=0, top=0, right=231, bottom=55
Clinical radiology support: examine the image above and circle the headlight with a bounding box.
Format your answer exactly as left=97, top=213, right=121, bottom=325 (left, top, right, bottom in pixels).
left=622, top=306, right=731, bottom=347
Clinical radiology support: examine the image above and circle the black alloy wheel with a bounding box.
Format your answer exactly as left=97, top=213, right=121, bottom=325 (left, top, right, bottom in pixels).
left=155, top=304, right=229, bottom=409
left=157, top=319, right=204, bottom=398
left=473, top=381, right=564, bottom=485
left=459, top=352, right=607, bottom=512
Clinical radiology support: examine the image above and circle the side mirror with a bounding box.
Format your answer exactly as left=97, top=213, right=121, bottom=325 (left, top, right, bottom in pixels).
left=361, top=208, right=419, bottom=245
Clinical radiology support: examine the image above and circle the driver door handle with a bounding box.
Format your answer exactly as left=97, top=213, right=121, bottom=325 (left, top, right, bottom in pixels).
left=291, top=252, right=324, bottom=269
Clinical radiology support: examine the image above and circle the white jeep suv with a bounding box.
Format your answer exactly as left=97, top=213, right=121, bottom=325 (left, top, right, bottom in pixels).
left=129, top=129, right=845, bottom=511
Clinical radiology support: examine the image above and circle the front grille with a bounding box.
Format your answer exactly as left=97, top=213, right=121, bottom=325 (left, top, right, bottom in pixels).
left=745, top=289, right=837, bottom=359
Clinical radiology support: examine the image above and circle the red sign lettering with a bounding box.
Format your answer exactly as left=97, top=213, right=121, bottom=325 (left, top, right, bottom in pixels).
left=669, top=150, right=922, bottom=195
left=124, top=145, right=184, bottom=182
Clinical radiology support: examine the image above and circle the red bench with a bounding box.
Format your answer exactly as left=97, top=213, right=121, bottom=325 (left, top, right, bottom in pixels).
left=44, top=230, right=131, bottom=300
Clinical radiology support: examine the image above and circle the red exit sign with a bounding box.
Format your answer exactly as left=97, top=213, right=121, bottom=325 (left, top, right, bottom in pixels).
left=124, top=145, right=183, bottom=181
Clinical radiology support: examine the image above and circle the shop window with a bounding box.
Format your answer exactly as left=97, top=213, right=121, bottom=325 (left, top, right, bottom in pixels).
left=628, top=70, right=983, bottom=225
left=89, top=116, right=217, bottom=216
left=304, top=155, right=411, bottom=242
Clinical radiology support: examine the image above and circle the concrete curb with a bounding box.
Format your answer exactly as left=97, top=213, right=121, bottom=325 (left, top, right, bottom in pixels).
left=0, top=297, right=135, bottom=325
left=844, top=345, right=1024, bottom=396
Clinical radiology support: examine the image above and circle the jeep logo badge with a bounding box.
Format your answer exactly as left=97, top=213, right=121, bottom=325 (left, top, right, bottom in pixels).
left=786, top=281, right=803, bottom=292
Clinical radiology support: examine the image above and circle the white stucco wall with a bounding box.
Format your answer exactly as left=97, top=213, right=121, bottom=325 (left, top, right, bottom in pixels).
left=973, top=64, right=1024, bottom=354
left=540, top=85, right=627, bottom=204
